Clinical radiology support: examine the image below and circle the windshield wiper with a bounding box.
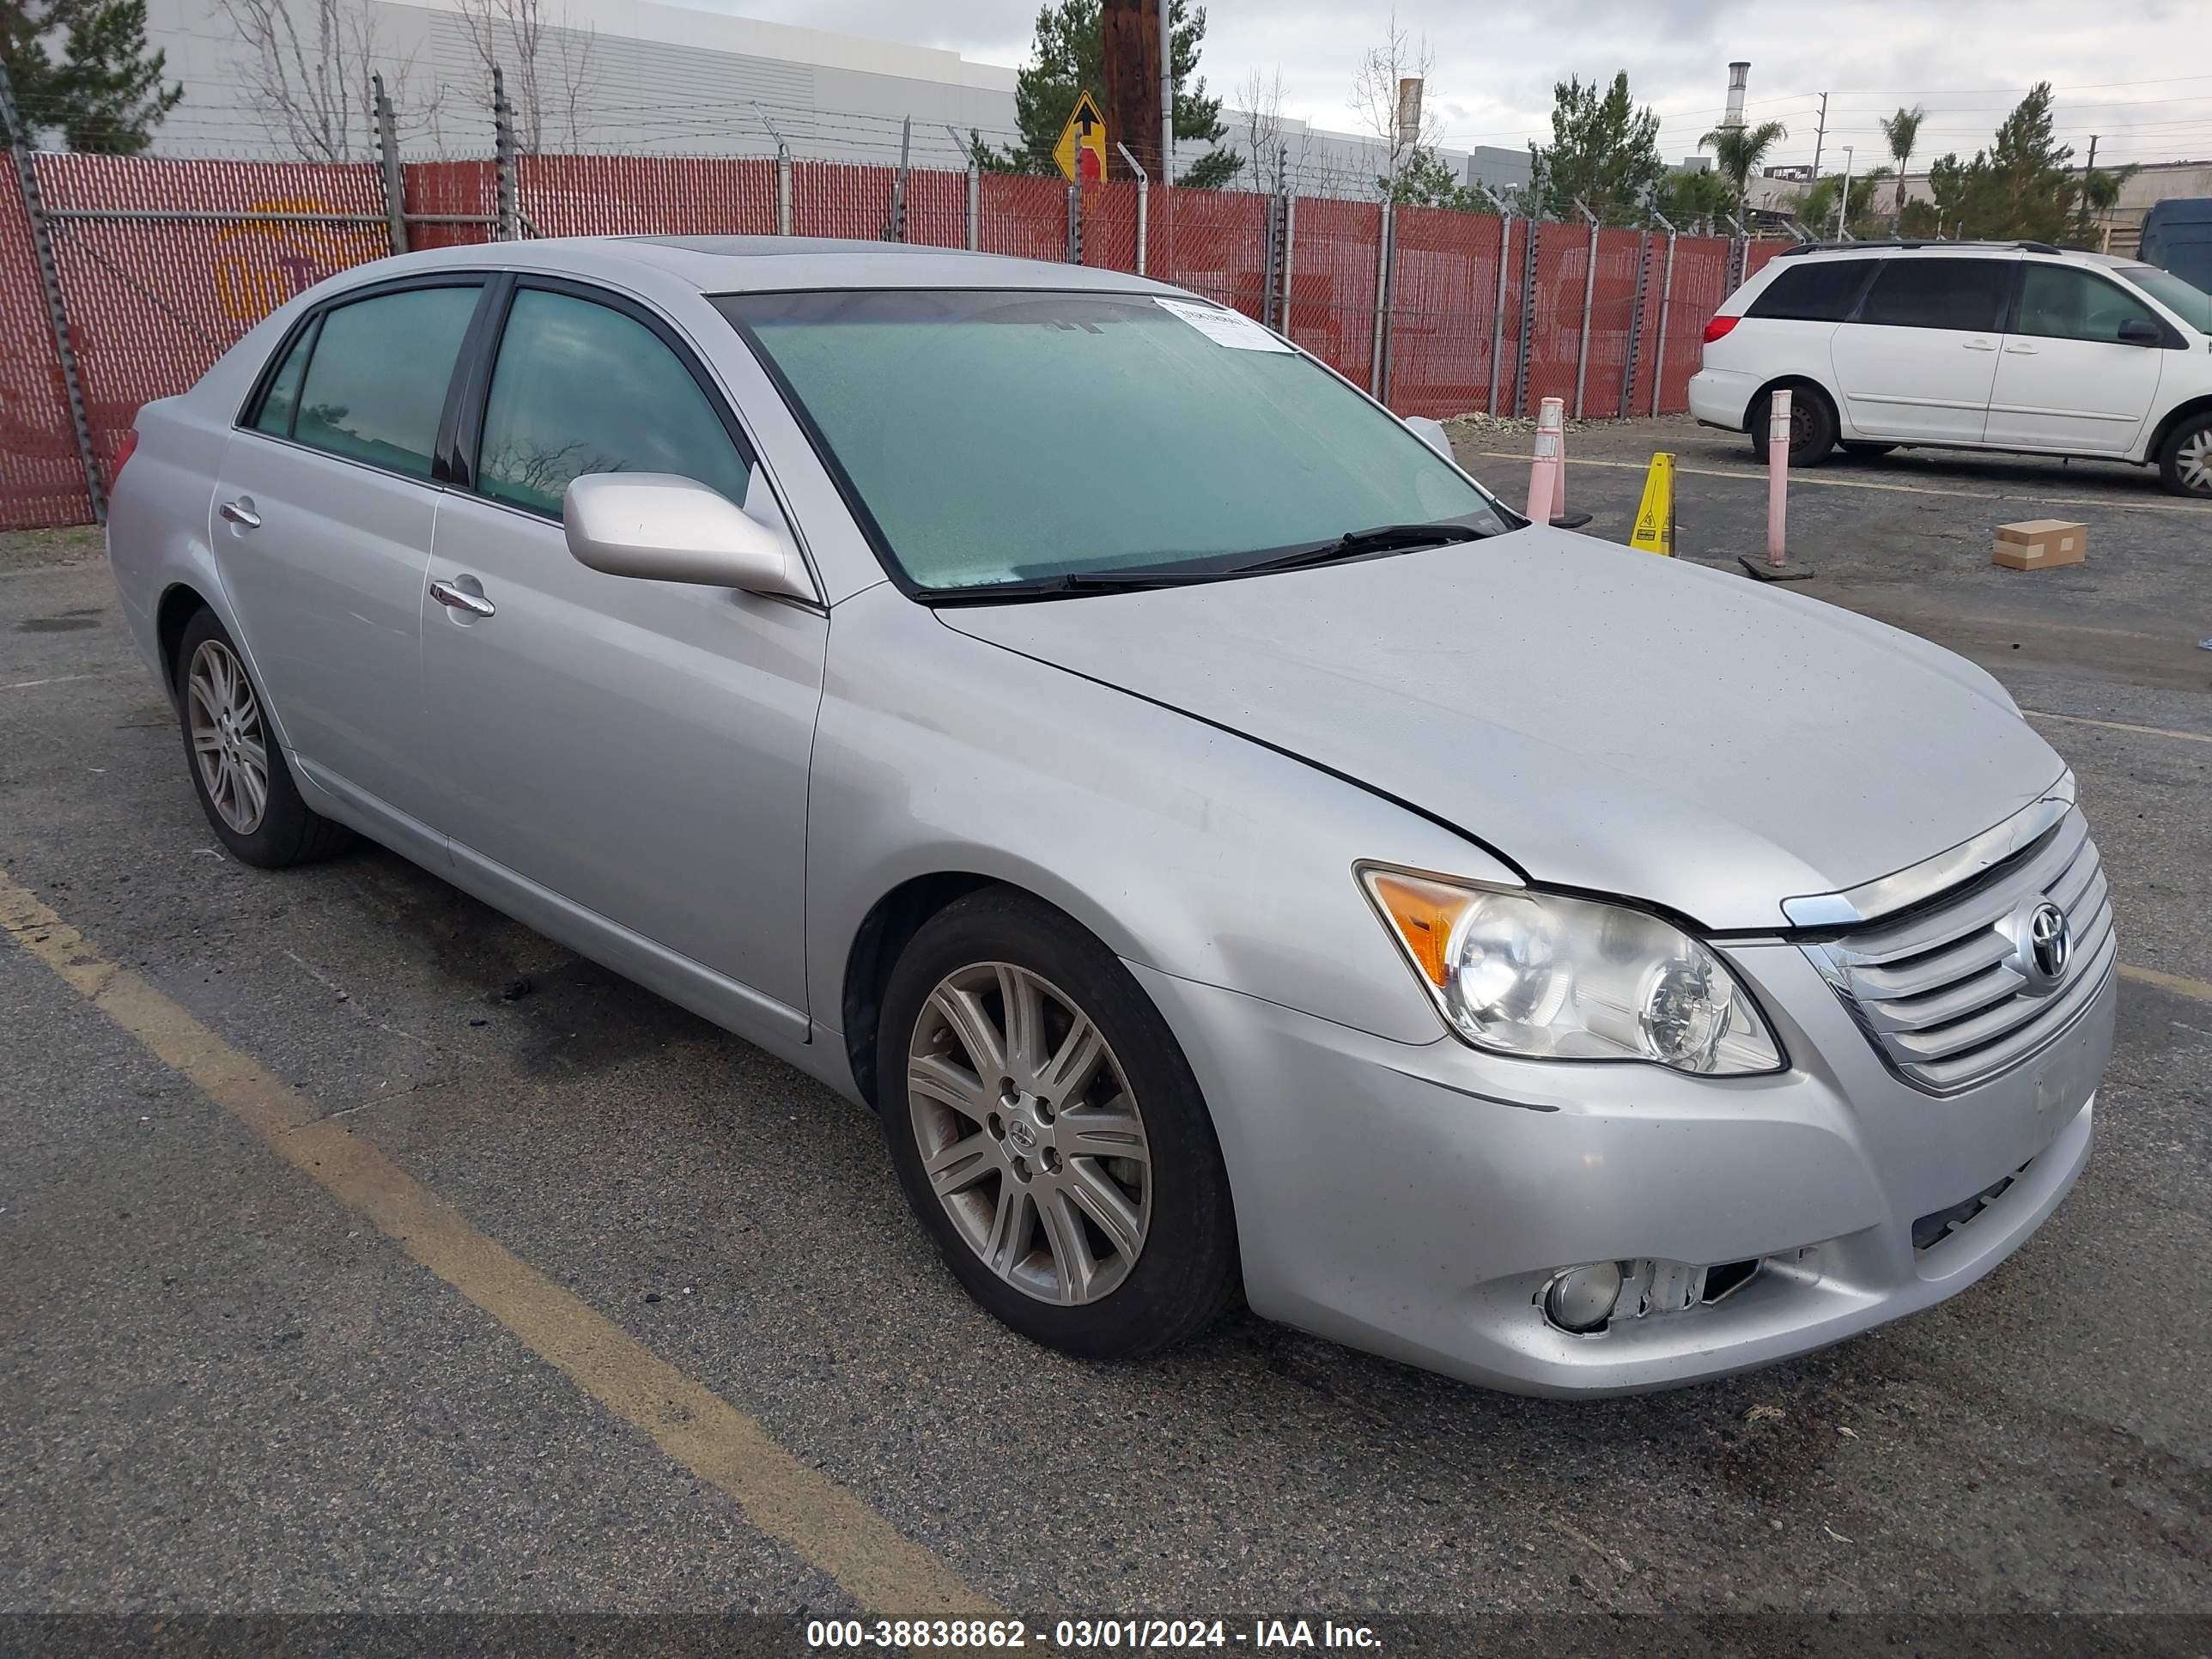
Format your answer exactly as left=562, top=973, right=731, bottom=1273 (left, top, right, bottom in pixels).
left=1234, top=521, right=1487, bottom=574
left=921, top=568, right=1250, bottom=605
left=919, top=521, right=1491, bottom=605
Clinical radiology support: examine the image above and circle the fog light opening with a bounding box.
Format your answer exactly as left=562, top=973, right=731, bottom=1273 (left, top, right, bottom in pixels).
left=1700, top=1258, right=1760, bottom=1304
left=1542, top=1261, right=1626, bottom=1334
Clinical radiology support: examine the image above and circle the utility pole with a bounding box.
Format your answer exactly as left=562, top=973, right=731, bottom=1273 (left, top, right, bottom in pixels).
left=2080, top=134, right=2099, bottom=244
left=1100, top=0, right=1161, bottom=185
left=1835, top=145, right=1854, bottom=240
left=1809, top=92, right=1827, bottom=183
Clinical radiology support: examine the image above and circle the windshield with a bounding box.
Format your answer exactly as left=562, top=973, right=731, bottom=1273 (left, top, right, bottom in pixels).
left=716, top=289, right=1510, bottom=594
left=2116, top=263, right=2212, bottom=333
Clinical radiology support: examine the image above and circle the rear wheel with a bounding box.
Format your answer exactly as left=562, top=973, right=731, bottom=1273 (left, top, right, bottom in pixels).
left=1748, top=386, right=1837, bottom=468
left=2157, top=412, right=2212, bottom=497
left=878, top=889, right=1239, bottom=1359
left=174, top=608, right=352, bottom=867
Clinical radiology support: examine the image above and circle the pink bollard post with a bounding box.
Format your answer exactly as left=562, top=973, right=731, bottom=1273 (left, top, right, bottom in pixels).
left=1526, top=398, right=1564, bottom=523
left=1765, top=387, right=1790, bottom=567
left=1551, top=416, right=1569, bottom=523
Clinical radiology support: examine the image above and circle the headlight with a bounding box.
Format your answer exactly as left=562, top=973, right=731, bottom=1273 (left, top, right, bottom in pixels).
left=1358, top=867, right=1784, bottom=1075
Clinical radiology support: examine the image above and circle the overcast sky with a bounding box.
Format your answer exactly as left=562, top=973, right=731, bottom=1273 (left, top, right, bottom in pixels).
left=714, top=1, right=2202, bottom=173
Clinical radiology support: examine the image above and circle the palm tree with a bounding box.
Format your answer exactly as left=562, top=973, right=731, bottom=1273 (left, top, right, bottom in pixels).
left=1698, top=119, right=1787, bottom=221
left=1880, top=106, right=1925, bottom=232
left=1698, top=119, right=1788, bottom=212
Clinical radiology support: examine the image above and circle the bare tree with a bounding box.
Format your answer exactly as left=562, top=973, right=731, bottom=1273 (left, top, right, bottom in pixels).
left=212, top=0, right=434, bottom=161
left=456, top=0, right=597, bottom=153
left=1237, top=67, right=1287, bottom=195
left=1349, top=8, right=1439, bottom=195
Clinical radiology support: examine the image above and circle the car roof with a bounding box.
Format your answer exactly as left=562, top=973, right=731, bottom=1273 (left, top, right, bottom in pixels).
left=375, top=234, right=1180, bottom=298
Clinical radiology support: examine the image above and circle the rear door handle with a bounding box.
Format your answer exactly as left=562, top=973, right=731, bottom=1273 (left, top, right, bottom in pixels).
left=2003, top=343, right=2039, bottom=355
left=218, top=498, right=260, bottom=529
left=430, top=579, right=495, bottom=619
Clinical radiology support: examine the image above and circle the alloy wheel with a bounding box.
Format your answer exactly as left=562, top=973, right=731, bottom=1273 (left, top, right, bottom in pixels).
left=186, top=638, right=270, bottom=835
left=2179, top=428, right=2212, bottom=495
left=907, top=961, right=1151, bottom=1306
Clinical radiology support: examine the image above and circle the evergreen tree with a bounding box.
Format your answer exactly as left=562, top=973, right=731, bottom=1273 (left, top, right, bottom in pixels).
left=1385, top=146, right=1474, bottom=209
left=1526, top=73, right=1663, bottom=226
left=984, top=0, right=1242, bottom=188
left=2, top=0, right=181, bottom=153
left=1920, top=84, right=2081, bottom=241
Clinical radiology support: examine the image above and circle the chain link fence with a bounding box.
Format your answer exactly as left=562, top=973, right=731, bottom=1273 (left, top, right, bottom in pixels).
left=0, top=89, right=1786, bottom=531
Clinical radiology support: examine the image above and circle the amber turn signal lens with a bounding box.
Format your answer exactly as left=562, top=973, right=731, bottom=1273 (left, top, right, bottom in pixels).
left=1365, top=872, right=1473, bottom=989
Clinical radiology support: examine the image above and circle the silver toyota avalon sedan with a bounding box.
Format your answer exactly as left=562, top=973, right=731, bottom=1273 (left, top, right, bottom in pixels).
left=106, top=238, right=2115, bottom=1395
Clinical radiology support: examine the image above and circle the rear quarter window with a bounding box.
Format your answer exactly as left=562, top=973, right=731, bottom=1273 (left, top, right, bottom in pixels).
left=1746, top=260, right=1874, bottom=322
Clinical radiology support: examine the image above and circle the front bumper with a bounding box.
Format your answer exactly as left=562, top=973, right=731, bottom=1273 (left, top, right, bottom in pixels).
left=1129, top=942, right=2112, bottom=1396
left=1687, top=366, right=1759, bottom=432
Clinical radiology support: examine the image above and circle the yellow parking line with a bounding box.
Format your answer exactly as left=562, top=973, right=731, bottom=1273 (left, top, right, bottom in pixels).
left=1470, top=450, right=2212, bottom=515
left=2024, top=710, right=2212, bottom=745
left=0, top=866, right=1000, bottom=1624
left=2120, top=963, right=2212, bottom=1006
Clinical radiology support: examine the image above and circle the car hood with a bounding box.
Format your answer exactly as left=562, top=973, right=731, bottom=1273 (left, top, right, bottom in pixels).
left=937, top=528, right=2065, bottom=930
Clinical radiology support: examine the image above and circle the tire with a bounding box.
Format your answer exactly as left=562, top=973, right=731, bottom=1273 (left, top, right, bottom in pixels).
left=174, top=607, right=353, bottom=868
left=1747, top=386, right=1837, bottom=468
left=1841, top=442, right=1896, bottom=459
left=2156, top=411, right=2212, bottom=498
left=878, top=888, right=1240, bottom=1360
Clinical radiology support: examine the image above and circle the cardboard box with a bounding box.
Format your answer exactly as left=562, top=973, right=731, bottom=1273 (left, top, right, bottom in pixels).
left=1994, top=519, right=2087, bottom=570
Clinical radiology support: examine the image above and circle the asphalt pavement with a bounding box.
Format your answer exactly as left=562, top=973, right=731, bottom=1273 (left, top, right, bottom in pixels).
left=3, top=432, right=2209, bottom=1657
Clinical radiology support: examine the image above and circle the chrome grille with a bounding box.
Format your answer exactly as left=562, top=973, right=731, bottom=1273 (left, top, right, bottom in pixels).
left=1807, top=808, right=2116, bottom=1094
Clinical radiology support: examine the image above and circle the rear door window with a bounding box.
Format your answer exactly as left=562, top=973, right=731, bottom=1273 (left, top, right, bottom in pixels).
left=290, top=284, right=483, bottom=477
left=1856, top=259, right=2012, bottom=332
left=1746, top=260, right=1874, bottom=321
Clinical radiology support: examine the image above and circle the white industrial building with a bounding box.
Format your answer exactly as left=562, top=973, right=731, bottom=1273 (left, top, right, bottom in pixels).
left=135, top=0, right=1481, bottom=195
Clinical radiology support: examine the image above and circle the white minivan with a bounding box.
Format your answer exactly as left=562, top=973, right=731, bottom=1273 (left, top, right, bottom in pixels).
left=1688, top=240, right=2212, bottom=495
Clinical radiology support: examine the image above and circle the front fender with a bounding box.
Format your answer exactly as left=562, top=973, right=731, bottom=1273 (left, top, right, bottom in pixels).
left=805, top=584, right=1516, bottom=1052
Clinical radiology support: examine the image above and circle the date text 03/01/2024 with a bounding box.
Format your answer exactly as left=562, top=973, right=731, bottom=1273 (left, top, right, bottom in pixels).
left=804, top=1618, right=1383, bottom=1650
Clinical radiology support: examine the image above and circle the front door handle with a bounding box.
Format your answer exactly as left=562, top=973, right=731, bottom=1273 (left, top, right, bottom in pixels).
left=2003, top=342, right=2039, bottom=355
left=218, top=498, right=261, bottom=529
left=1962, top=337, right=1998, bottom=351
left=430, top=579, right=495, bottom=619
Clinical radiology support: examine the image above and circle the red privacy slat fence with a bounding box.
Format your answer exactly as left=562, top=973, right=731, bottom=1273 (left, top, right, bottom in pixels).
left=0, top=148, right=1786, bottom=531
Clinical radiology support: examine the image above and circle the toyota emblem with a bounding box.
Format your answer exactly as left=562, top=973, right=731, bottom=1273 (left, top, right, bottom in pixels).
left=2022, top=901, right=2071, bottom=991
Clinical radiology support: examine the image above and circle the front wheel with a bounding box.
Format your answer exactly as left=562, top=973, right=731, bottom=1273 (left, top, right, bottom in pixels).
left=1748, top=387, right=1837, bottom=468
left=2157, top=413, right=2212, bottom=497
left=878, top=890, right=1240, bottom=1359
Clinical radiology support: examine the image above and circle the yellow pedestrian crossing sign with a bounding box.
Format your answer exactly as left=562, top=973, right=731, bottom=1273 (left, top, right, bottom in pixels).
left=1630, top=452, right=1675, bottom=556
left=1054, top=91, right=1109, bottom=185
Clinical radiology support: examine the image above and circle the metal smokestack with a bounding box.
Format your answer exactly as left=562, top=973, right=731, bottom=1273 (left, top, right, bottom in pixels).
left=1724, top=61, right=1749, bottom=131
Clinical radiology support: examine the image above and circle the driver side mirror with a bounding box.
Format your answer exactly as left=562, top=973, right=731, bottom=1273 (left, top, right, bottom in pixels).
left=2117, top=317, right=2164, bottom=348
left=1403, top=415, right=1456, bottom=461
left=563, top=472, right=815, bottom=601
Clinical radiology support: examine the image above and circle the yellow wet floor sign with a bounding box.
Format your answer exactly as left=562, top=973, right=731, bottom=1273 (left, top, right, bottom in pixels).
left=1630, top=452, right=1675, bottom=556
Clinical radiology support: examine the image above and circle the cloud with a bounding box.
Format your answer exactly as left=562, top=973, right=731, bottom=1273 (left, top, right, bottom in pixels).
left=706, top=0, right=2208, bottom=168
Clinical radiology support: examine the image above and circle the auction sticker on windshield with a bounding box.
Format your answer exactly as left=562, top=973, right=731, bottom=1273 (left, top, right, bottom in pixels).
left=1154, top=295, right=1292, bottom=351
